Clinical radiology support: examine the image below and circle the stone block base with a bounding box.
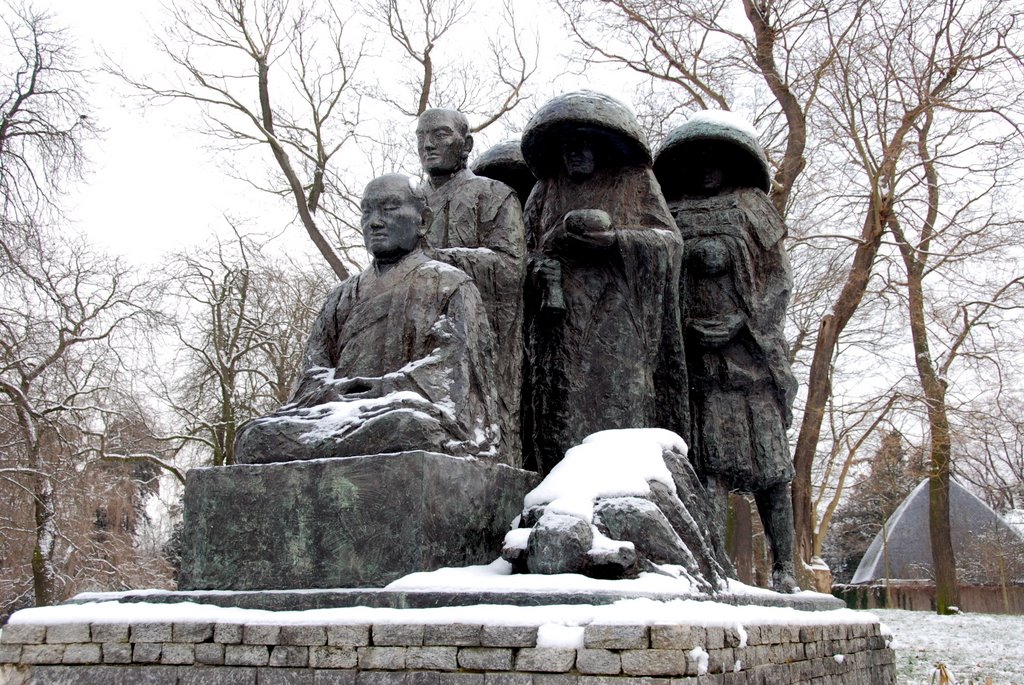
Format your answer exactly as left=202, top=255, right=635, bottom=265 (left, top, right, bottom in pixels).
left=0, top=612, right=895, bottom=684
left=178, top=452, right=540, bottom=590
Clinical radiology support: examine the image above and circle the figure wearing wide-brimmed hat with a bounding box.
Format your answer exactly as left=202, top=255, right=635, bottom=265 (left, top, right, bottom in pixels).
left=654, top=111, right=799, bottom=593
left=471, top=140, right=536, bottom=211
left=520, top=91, right=689, bottom=476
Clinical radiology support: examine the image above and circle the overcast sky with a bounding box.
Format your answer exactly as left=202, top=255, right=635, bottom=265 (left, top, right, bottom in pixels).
left=34, top=0, right=241, bottom=262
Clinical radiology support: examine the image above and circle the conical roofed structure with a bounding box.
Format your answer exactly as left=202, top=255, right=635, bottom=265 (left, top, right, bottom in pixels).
left=852, top=478, right=1024, bottom=585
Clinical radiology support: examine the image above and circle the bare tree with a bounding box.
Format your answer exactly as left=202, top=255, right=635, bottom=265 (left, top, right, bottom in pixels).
left=957, top=402, right=1024, bottom=512
left=112, top=0, right=366, bottom=280
left=158, top=227, right=332, bottom=467
left=0, top=226, right=156, bottom=607
left=0, top=3, right=170, bottom=610
left=363, top=0, right=538, bottom=131
left=0, top=2, right=96, bottom=223
left=554, top=0, right=864, bottom=214
left=812, top=0, right=1024, bottom=612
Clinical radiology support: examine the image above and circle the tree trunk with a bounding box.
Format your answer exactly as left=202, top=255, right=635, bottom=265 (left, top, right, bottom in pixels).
left=888, top=117, right=959, bottom=614
left=906, top=255, right=958, bottom=613
left=31, top=461, right=58, bottom=606
left=255, top=55, right=350, bottom=281
left=791, top=199, right=887, bottom=574
left=741, top=0, right=806, bottom=215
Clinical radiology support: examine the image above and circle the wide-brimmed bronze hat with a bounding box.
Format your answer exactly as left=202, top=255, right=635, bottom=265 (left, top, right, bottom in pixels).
left=521, top=91, right=651, bottom=179
left=653, top=110, right=772, bottom=194
left=471, top=140, right=536, bottom=206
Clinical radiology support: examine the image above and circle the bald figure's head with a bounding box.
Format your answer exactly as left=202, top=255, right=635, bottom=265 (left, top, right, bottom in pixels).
left=416, top=108, right=473, bottom=179
left=360, top=174, right=431, bottom=263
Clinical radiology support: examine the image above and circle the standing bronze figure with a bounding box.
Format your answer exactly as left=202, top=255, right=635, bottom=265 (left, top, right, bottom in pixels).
left=654, top=112, right=799, bottom=592
left=521, top=91, right=688, bottom=475
left=416, top=109, right=527, bottom=464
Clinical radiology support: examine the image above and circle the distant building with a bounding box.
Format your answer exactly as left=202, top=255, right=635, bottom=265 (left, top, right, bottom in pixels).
left=852, top=478, right=1024, bottom=586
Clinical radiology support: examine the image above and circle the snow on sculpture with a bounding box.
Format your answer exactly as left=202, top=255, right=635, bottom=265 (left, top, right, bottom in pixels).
left=502, top=428, right=730, bottom=592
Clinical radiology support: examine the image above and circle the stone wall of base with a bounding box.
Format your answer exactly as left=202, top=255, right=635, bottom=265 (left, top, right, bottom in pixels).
left=0, top=617, right=895, bottom=684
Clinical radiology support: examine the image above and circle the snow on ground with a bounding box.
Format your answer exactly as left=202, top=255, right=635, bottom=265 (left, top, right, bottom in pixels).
left=874, top=608, right=1024, bottom=684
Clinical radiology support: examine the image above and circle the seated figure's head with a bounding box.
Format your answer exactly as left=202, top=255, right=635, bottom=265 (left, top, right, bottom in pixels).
left=416, top=108, right=473, bottom=178
left=360, top=174, right=432, bottom=264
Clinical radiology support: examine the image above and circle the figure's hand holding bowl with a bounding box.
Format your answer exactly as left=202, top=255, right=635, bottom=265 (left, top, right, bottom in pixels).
left=689, top=314, right=744, bottom=347
left=562, top=209, right=615, bottom=249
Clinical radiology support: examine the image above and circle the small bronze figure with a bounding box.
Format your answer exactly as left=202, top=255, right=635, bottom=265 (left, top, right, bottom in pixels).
left=654, top=112, right=799, bottom=592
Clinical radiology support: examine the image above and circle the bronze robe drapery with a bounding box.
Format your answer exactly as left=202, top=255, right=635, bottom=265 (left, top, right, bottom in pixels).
left=425, top=169, right=527, bottom=465
left=523, top=166, right=688, bottom=474
left=673, top=188, right=797, bottom=489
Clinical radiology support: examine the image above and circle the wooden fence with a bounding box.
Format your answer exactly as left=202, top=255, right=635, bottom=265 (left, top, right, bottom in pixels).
left=833, top=582, right=1024, bottom=615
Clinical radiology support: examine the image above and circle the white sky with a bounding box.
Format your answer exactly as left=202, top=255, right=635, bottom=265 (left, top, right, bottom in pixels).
left=39, top=0, right=238, bottom=263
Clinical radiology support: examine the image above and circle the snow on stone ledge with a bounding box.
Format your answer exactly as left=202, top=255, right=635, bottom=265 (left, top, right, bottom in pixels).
left=4, top=595, right=879, bottom=632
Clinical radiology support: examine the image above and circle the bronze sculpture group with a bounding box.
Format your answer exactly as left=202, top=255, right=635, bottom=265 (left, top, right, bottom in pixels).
left=234, top=92, right=799, bottom=593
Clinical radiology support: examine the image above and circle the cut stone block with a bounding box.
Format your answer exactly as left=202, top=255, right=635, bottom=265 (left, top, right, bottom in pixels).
left=92, top=623, right=130, bottom=643
left=574, top=649, right=621, bottom=675
left=311, top=646, right=358, bottom=669
left=160, top=643, right=196, bottom=665
left=480, top=626, right=537, bottom=648
left=178, top=452, right=539, bottom=590
left=514, top=647, right=576, bottom=673
left=269, top=645, right=309, bottom=667
left=173, top=622, right=214, bottom=643
left=328, top=625, right=371, bottom=647
left=583, top=625, right=648, bottom=650
left=457, top=647, right=513, bottom=671
left=405, top=646, right=458, bottom=670
left=424, top=624, right=481, bottom=646
left=195, top=643, right=225, bottom=665
left=1, top=624, right=44, bottom=644
left=225, top=644, right=269, bottom=666
left=21, top=644, right=64, bottom=664
left=61, top=643, right=101, bottom=664
left=373, top=624, right=424, bottom=647
left=45, top=623, right=90, bottom=644
left=131, top=623, right=172, bottom=643
left=358, top=646, right=408, bottom=670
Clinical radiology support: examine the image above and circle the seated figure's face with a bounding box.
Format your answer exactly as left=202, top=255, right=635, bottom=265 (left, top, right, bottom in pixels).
left=360, top=175, right=422, bottom=262
left=416, top=110, right=469, bottom=176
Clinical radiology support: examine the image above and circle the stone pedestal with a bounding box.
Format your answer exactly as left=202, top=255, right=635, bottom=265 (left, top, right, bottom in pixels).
left=0, top=608, right=897, bottom=684
left=178, top=452, right=540, bottom=590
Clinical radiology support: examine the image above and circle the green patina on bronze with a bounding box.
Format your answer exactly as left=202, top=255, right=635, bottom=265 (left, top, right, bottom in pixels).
left=178, top=452, right=540, bottom=591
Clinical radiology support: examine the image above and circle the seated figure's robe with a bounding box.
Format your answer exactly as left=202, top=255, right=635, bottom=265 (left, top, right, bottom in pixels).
left=234, top=249, right=500, bottom=464
left=424, top=169, right=527, bottom=464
